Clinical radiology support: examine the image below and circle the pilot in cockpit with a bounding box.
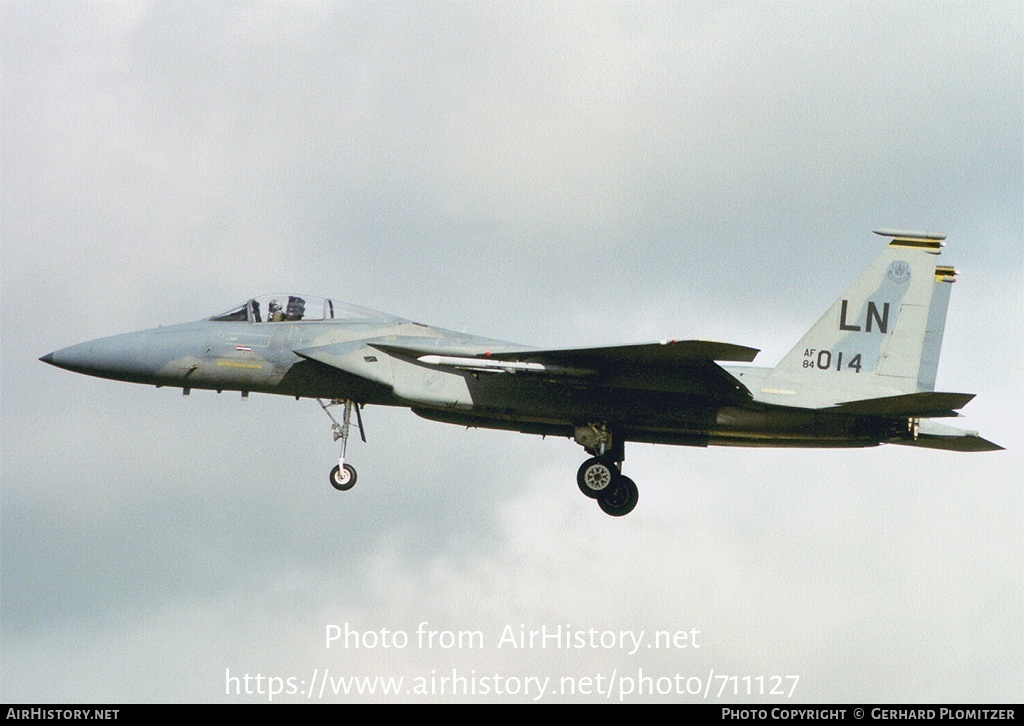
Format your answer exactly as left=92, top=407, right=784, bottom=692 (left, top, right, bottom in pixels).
left=268, top=299, right=286, bottom=322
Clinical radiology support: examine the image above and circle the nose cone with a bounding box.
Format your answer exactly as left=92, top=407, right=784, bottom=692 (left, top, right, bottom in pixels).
left=39, top=331, right=167, bottom=383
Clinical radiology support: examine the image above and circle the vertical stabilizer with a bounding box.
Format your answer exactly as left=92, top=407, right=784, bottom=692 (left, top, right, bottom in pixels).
left=764, top=230, right=957, bottom=404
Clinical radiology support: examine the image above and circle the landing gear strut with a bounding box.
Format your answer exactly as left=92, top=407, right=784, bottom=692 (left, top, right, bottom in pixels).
left=318, top=398, right=365, bottom=492
left=573, top=424, right=638, bottom=517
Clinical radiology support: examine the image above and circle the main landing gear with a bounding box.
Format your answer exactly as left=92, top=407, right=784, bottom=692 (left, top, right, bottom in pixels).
left=577, top=456, right=639, bottom=517
left=317, top=398, right=364, bottom=492
left=574, top=424, right=638, bottom=517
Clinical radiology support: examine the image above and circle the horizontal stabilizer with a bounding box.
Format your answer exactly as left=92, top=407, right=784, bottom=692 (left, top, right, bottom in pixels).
left=832, top=391, right=975, bottom=418
left=891, top=419, right=1004, bottom=452
left=893, top=435, right=1004, bottom=452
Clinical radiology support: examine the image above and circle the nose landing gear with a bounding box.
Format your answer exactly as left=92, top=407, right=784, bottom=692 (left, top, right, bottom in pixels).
left=318, top=398, right=364, bottom=492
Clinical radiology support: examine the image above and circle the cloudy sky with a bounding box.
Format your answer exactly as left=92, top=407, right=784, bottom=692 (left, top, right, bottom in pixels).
left=2, top=1, right=1021, bottom=703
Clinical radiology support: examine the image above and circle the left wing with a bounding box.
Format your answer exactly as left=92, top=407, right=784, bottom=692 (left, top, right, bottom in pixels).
left=372, top=339, right=759, bottom=398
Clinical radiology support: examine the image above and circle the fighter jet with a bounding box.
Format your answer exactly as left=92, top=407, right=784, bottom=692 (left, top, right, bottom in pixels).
left=40, top=230, right=1001, bottom=516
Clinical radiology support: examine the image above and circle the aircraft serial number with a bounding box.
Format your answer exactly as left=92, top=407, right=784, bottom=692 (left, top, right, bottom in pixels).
left=802, top=349, right=862, bottom=372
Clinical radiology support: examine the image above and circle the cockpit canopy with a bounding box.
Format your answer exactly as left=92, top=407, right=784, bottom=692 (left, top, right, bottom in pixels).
left=210, top=295, right=394, bottom=324
left=211, top=295, right=330, bottom=323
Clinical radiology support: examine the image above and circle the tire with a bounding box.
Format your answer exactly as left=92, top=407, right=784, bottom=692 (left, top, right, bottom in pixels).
left=598, top=475, right=638, bottom=517
left=330, top=463, right=357, bottom=491
left=577, top=456, right=617, bottom=499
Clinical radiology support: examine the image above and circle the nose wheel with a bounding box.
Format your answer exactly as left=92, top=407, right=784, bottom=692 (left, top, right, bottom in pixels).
left=318, top=398, right=365, bottom=492
left=330, top=463, right=357, bottom=491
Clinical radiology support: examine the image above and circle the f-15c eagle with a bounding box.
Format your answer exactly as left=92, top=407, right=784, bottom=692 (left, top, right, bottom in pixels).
left=41, top=229, right=1001, bottom=516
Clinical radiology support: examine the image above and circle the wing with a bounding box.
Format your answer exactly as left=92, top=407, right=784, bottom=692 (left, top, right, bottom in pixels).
left=371, top=339, right=759, bottom=399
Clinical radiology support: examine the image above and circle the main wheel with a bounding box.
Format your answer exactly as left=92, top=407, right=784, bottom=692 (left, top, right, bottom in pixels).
left=329, top=463, right=357, bottom=491
left=577, top=456, right=618, bottom=499
left=598, top=475, right=638, bottom=517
